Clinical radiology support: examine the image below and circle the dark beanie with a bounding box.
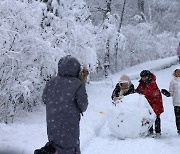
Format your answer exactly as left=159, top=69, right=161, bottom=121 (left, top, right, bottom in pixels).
left=140, top=70, right=151, bottom=77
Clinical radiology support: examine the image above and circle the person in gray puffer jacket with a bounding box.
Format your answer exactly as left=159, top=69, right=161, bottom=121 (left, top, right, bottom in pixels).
left=42, top=55, right=88, bottom=154
left=161, top=68, right=180, bottom=135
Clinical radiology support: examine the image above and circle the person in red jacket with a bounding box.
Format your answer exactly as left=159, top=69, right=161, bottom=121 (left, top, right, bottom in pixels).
left=136, top=70, right=164, bottom=137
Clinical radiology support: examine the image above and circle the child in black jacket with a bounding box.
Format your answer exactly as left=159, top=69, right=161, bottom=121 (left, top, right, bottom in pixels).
left=111, top=74, right=134, bottom=103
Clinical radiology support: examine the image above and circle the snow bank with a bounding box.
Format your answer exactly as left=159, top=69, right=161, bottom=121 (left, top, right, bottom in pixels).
left=110, top=56, right=178, bottom=86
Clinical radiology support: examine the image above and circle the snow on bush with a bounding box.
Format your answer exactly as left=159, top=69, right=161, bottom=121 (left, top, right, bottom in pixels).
left=107, top=94, right=156, bottom=139
left=95, top=13, right=126, bottom=75
left=156, top=32, right=178, bottom=58
left=40, top=0, right=97, bottom=70
left=123, top=22, right=179, bottom=66
left=0, top=0, right=58, bottom=123
left=122, top=23, right=160, bottom=66
left=0, top=0, right=97, bottom=123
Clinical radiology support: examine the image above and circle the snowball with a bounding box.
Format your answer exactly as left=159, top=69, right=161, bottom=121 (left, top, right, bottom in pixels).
left=107, top=93, right=156, bottom=139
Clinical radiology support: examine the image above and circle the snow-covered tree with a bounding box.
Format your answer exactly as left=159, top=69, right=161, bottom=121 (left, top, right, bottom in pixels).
left=0, top=0, right=58, bottom=123
left=1, top=0, right=179, bottom=123
left=122, top=23, right=159, bottom=66
left=86, top=0, right=179, bottom=68
left=40, top=0, right=97, bottom=69
left=0, top=0, right=97, bottom=123
left=95, top=13, right=126, bottom=76
left=149, top=0, right=180, bottom=33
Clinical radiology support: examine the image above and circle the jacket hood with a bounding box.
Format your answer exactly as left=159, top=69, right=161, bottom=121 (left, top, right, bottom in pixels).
left=151, top=73, right=156, bottom=81
left=173, top=66, right=180, bottom=78
left=58, top=55, right=81, bottom=77
left=139, top=72, right=156, bottom=83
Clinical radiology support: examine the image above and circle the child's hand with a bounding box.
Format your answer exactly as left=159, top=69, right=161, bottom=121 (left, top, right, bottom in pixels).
left=113, top=96, right=124, bottom=102
left=161, top=89, right=171, bottom=97
left=112, top=96, right=124, bottom=105
left=113, top=97, right=119, bottom=102
left=135, top=89, right=143, bottom=94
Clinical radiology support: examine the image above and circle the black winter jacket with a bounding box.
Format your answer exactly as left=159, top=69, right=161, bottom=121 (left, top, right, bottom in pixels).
left=111, top=83, right=135, bottom=100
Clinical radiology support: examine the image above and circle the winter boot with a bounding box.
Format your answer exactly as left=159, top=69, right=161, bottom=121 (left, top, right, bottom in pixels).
left=147, top=126, right=154, bottom=136
left=154, top=133, right=161, bottom=138
left=34, top=142, right=57, bottom=154
left=177, top=130, right=180, bottom=135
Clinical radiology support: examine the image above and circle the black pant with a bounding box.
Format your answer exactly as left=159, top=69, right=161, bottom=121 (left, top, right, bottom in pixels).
left=149, top=115, right=161, bottom=134
left=174, top=106, right=180, bottom=133
left=178, top=56, right=180, bottom=63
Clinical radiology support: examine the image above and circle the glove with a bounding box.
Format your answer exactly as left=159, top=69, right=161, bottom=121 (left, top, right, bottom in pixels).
left=135, top=89, right=143, bottom=94
left=161, top=89, right=170, bottom=97
left=118, top=95, right=124, bottom=100
left=113, top=97, right=120, bottom=102
left=112, top=97, right=119, bottom=106
left=112, top=96, right=124, bottom=105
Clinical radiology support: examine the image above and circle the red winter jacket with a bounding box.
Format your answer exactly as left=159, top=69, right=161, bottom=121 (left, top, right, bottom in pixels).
left=136, top=74, right=164, bottom=115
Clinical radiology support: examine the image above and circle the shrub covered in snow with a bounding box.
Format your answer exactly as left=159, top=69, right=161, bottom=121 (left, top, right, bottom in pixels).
left=0, top=0, right=97, bottom=123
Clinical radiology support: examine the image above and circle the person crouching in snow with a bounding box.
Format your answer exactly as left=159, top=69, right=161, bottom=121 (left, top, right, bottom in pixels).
left=111, top=74, right=135, bottom=104
left=161, top=68, right=180, bottom=135
left=135, top=70, right=164, bottom=137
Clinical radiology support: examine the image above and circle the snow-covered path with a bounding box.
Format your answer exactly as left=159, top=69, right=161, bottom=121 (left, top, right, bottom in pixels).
left=82, top=64, right=180, bottom=154
left=0, top=57, right=180, bottom=154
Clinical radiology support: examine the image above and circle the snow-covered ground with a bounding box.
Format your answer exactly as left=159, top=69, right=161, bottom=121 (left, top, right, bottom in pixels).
left=0, top=56, right=180, bottom=154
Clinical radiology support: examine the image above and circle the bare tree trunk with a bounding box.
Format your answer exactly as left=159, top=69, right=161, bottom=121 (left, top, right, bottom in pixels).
left=103, top=0, right=112, bottom=21
left=104, top=39, right=110, bottom=78
left=114, top=0, right=126, bottom=72
left=138, top=0, right=146, bottom=22
left=114, top=37, right=118, bottom=72
left=138, top=0, right=144, bottom=13
left=118, top=0, right=126, bottom=33
left=103, top=0, right=112, bottom=77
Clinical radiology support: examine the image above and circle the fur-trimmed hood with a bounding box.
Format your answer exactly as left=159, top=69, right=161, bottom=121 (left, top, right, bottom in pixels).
left=119, top=75, right=132, bottom=85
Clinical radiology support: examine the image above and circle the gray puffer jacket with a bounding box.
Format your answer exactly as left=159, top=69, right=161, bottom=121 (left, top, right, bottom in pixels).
left=42, top=55, right=88, bottom=153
